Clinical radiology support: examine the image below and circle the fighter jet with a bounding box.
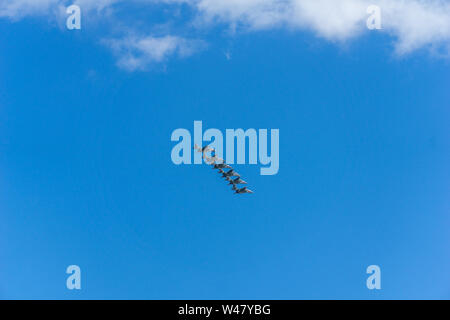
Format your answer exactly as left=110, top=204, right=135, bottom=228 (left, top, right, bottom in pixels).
left=212, top=163, right=231, bottom=169
left=228, top=177, right=247, bottom=185
left=192, top=145, right=251, bottom=194
left=222, top=169, right=240, bottom=178
left=233, top=186, right=253, bottom=194
left=194, top=144, right=214, bottom=154
left=204, top=154, right=224, bottom=165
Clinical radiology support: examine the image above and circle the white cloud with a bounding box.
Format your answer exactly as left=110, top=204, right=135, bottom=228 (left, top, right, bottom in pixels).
left=104, top=35, right=206, bottom=71
left=192, top=0, right=450, bottom=54
left=378, top=0, right=450, bottom=54
left=2, top=0, right=450, bottom=59
left=0, top=0, right=59, bottom=18
left=0, top=0, right=118, bottom=18
left=194, top=0, right=290, bottom=30
left=72, top=0, right=119, bottom=11
left=289, top=0, right=370, bottom=40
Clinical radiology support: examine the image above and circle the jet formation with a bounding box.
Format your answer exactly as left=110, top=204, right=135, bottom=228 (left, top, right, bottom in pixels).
left=194, top=144, right=253, bottom=194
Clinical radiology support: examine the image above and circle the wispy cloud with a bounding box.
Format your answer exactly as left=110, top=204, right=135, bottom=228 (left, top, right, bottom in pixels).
left=2, top=0, right=450, bottom=66
left=192, top=0, right=450, bottom=54
left=0, top=0, right=120, bottom=18
left=378, top=0, right=450, bottom=55
left=104, top=35, right=206, bottom=71
left=0, top=0, right=59, bottom=19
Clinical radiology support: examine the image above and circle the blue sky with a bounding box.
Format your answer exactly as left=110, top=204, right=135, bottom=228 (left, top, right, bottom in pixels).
left=0, top=0, right=449, bottom=299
